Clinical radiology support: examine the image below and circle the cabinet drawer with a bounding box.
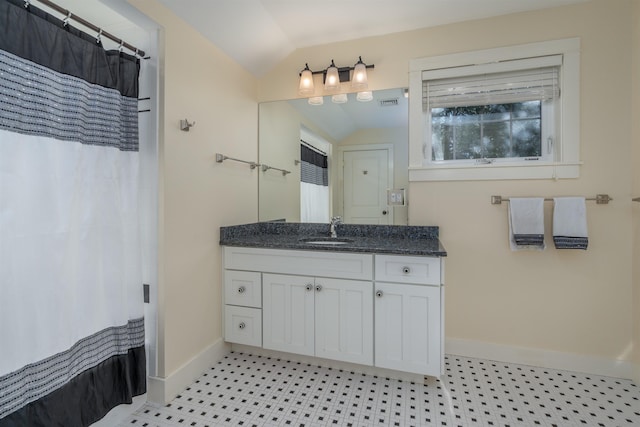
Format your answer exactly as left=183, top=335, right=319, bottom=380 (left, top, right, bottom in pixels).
left=375, top=254, right=441, bottom=285
left=225, top=270, right=261, bottom=308
left=225, top=305, right=262, bottom=347
left=224, top=247, right=373, bottom=280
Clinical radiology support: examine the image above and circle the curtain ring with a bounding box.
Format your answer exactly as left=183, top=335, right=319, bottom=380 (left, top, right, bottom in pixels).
left=118, top=40, right=124, bottom=52
left=96, top=28, right=103, bottom=44
left=63, top=11, right=72, bottom=27
left=24, top=0, right=30, bottom=8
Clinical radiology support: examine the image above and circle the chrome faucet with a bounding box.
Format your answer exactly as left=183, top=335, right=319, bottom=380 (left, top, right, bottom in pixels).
left=330, top=216, right=342, bottom=238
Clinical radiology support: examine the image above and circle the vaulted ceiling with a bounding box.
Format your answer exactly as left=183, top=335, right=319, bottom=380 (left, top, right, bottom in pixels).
left=156, top=0, right=588, bottom=77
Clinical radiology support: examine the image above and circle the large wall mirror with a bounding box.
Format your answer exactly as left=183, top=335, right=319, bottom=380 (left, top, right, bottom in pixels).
left=258, top=88, right=408, bottom=225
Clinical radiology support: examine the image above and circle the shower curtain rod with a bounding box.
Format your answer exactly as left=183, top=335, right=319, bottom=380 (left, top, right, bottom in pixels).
left=27, top=0, right=146, bottom=57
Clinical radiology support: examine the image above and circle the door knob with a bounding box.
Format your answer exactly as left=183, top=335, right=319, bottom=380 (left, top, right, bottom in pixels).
left=315, top=284, right=322, bottom=292
left=237, top=286, right=246, bottom=294
left=238, top=322, right=246, bottom=330
left=382, top=210, right=388, bottom=215
left=376, top=290, right=383, bottom=298
left=306, top=284, right=313, bottom=291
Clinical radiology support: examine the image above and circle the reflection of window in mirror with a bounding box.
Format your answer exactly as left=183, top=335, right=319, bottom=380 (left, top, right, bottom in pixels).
left=300, top=127, right=331, bottom=223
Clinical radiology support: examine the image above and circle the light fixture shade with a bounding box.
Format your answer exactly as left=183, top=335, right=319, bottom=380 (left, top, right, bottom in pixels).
left=308, top=96, right=324, bottom=106
left=298, top=64, right=314, bottom=95
left=356, top=91, right=373, bottom=102
left=324, top=60, right=340, bottom=91
left=351, top=56, right=368, bottom=90
left=331, top=93, right=348, bottom=104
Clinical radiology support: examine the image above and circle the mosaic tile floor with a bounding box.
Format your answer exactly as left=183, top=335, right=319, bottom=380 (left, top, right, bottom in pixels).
left=120, top=352, right=640, bottom=427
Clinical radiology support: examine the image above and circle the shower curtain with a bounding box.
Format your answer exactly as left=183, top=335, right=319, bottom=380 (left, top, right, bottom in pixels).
left=0, top=0, right=146, bottom=425
left=300, top=142, right=330, bottom=223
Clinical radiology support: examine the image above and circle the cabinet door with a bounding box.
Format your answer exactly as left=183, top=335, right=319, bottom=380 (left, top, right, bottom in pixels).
left=225, top=305, right=262, bottom=347
left=224, top=270, right=261, bottom=308
left=263, top=273, right=315, bottom=356
left=374, top=282, right=441, bottom=376
left=315, top=278, right=373, bottom=365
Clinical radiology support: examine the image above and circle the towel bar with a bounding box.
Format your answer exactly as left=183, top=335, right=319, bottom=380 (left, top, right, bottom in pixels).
left=491, top=194, right=612, bottom=205
left=215, top=153, right=259, bottom=170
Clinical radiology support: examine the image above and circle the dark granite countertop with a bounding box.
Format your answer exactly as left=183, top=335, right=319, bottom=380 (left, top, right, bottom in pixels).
left=219, top=222, right=447, bottom=257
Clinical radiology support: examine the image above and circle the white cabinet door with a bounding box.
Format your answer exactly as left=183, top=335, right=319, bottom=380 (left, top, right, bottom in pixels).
left=374, top=282, right=441, bottom=376
left=315, top=278, right=373, bottom=365
left=263, top=273, right=315, bottom=356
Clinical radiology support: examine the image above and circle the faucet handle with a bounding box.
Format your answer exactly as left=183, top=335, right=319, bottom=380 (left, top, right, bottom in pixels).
left=331, top=216, right=342, bottom=224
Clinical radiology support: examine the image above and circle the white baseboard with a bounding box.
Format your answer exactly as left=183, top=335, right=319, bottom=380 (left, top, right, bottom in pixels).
left=446, top=338, right=633, bottom=380
left=147, top=338, right=230, bottom=405
left=633, top=362, right=640, bottom=384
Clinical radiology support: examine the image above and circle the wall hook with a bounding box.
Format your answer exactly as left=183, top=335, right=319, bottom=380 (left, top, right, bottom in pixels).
left=180, top=119, right=195, bottom=131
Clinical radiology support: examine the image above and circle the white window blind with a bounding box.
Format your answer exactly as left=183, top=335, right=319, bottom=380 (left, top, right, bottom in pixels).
left=422, top=55, right=561, bottom=110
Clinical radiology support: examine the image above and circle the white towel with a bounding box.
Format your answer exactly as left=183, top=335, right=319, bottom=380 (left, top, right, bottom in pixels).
left=508, top=198, right=545, bottom=251
left=553, top=197, right=588, bottom=249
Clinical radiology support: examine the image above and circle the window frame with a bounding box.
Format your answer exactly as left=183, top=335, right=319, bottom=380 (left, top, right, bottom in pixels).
left=408, top=38, right=581, bottom=181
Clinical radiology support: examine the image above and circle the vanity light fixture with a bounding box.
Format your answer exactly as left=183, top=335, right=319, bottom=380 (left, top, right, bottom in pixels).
left=331, top=93, right=348, bottom=104
left=298, top=63, right=314, bottom=95
left=351, top=56, right=368, bottom=90
left=297, top=57, right=375, bottom=97
left=324, top=60, right=340, bottom=91
left=356, top=91, right=373, bottom=102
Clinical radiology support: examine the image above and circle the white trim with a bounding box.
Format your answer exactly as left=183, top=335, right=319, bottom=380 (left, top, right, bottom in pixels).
left=409, top=162, right=581, bottom=181
left=147, top=338, right=230, bottom=405
left=634, top=362, right=640, bottom=384
left=409, top=38, right=581, bottom=181
left=446, top=338, right=634, bottom=380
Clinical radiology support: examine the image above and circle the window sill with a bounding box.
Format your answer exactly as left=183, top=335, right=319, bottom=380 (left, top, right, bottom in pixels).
left=408, top=162, right=581, bottom=182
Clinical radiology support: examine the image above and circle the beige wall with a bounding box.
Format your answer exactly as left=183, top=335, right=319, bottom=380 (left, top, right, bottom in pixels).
left=129, top=0, right=258, bottom=378
left=261, top=0, right=636, bottom=368
left=632, top=0, right=640, bottom=383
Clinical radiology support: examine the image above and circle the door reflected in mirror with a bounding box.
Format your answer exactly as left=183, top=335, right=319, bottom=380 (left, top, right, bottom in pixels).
left=258, top=88, right=409, bottom=225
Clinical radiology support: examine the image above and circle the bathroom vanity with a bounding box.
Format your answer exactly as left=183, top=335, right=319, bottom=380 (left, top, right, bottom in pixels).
left=219, top=222, right=446, bottom=378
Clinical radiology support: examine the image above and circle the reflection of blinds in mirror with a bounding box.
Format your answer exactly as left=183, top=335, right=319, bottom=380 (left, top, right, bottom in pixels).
left=300, top=142, right=328, bottom=186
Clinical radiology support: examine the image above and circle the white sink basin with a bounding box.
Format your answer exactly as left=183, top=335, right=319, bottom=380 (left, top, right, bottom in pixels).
left=301, top=237, right=354, bottom=245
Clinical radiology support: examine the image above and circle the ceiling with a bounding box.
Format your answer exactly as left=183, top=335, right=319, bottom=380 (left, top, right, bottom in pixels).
left=156, top=0, right=588, bottom=77
left=284, top=88, right=408, bottom=141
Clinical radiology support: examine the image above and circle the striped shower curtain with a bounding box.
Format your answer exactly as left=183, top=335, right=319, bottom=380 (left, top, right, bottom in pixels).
left=300, top=142, right=330, bottom=223
left=0, top=0, right=146, bottom=425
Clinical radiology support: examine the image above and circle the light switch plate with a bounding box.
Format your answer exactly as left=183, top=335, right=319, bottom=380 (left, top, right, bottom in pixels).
left=387, top=188, right=406, bottom=206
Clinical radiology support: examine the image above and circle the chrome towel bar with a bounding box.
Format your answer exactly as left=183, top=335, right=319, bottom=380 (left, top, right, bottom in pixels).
left=491, top=194, right=612, bottom=205
left=215, top=153, right=259, bottom=170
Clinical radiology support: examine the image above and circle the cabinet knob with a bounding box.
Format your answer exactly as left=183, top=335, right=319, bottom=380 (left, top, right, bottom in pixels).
left=315, top=284, right=322, bottom=292
left=376, top=290, right=383, bottom=298
left=402, top=266, right=411, bottom=274
left=238, top=322, right=246, bottom=330
left=306, top=284, right=313, bottom=291
left=237, top=286, right=246, bottom=294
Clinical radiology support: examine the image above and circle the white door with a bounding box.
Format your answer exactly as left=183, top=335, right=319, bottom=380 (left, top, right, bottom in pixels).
left=314, top=278, right=374, bottom=365
left=374, top=282, right=441, bottom=376
left=343, top=149, right=392, bottom=224
left=263, top=273, right=315, bottom=356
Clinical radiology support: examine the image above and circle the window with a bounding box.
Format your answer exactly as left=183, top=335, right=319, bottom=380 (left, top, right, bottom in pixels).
left=408, top=38, right=580, bottom=181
